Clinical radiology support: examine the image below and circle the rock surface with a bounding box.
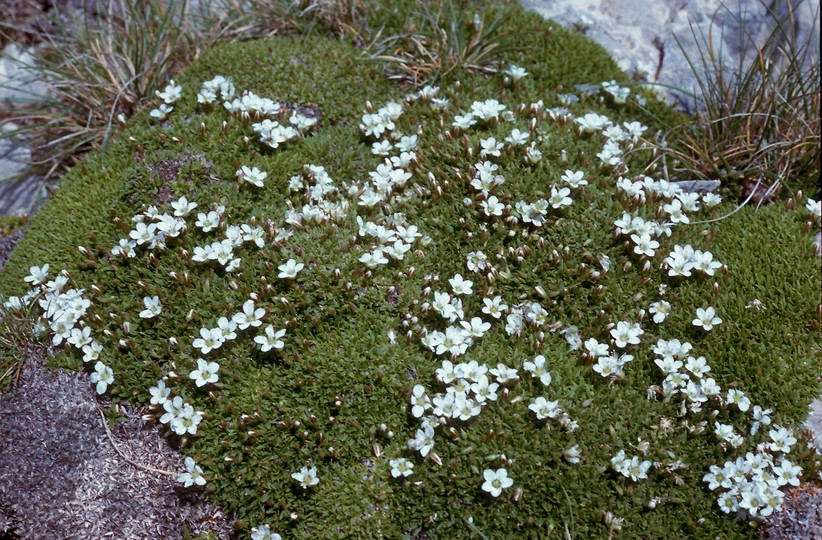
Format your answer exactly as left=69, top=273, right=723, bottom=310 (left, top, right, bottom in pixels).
left=0, top=351, right=233, bottom=539
left=521, top=0, right=820, bottom=110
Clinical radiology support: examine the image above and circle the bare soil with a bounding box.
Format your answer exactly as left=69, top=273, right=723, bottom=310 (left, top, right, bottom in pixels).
left=0, top=349, right=234, bottom=539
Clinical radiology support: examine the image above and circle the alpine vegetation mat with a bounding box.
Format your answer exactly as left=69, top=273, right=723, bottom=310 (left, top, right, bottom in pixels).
left=1, top=8, right=820, bottom=539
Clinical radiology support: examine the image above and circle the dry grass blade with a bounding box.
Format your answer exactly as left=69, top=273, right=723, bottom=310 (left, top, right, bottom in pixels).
left=367, top=0, right=515, bottom=85
left=658, top=0, right=820, bottom=203
left=199, top=0, right=367, bottom=42
left=0, top=0, right=200, bottom=183
left=0, top=294, right=42, bottom=389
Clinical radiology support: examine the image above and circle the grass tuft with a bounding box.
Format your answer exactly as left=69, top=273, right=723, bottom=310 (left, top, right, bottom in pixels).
left=367, top=0, right=516, bottom=85
left=653, top=0, right=820, bottom=201
left=0, top=0, right=199, bottom=182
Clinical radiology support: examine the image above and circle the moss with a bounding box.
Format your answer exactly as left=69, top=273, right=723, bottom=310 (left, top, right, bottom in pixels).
left=1, top=5, right=820, bottom=540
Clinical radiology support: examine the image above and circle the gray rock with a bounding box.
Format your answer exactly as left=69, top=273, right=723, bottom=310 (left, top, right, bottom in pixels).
left=0, top=123, right=45, bottom=216
left=0, top=42, right=50, bottom=106
left=807, top=399, right=822, bottom=453
left=520, top=0, right=820, bottom=111
left=672, top=179, right=722, bottom=193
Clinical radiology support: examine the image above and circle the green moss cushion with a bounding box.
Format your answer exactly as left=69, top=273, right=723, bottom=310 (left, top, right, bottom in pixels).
left=2, top=7, right=819, bottom=539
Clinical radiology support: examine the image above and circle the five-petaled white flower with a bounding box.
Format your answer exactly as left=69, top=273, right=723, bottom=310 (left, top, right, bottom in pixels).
left=529, top=396, right=560, bottom=420
left=251, top=525, right=282, bottom=540
left=481, top=468, right=513, bottom=497
left=610, top=321, right=643, bottom=348
left=24, top=264, right=49, bottom=286
left=410, top=385, right=431, bottom=418
left=693, top=306, right=722, bottom=331
left=139, top=296, right=162, bottom=319
left=254, top=325, right=286, bottom=352
left=523, top=355, right=552, bottom=386
left=292, top=465, right=320, bottom=489
left=237, top=165, right=267, bottom=188
left=192, top=327, right=225, bottom=355
left=233, top=299, right=265, bottom=330
left=648, top=300, right=671, bottom=324
left=149, top=380, right=171, bottom=405
left=390, top=457, right=414, bottom=478
left=90, top=361, right=114, bottom=394
left=177, top=456, right=207, bottom=488
left=278, top=259, right=304, bottom=279
left=448, top=274, right=473, bottom=296
left=189, top=358, right=220, bottom=387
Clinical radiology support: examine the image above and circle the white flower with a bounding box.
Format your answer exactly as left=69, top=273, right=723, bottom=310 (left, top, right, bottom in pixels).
left=481, top=296, right=508, bottom=319
left=548, top=186, right=573, bottom=209
left=160, top=396, right=184, bottom=425
left=372, top=140, right=393, bottom=155
left=750, top=405, right=772, bottom=435
left=768, top=426, right=797, bottom=453
left=773, top=459, right=802, bottom=487
left=805, top=198, right=821, bottom=218
left=623, top=121, right=646, bottom=140
left=170, top=404, right=202, bottom=435
left=523, top=355, right=552, bottom=386
left=139, top=296, right=162, bottom=319
left=504, top=64, right=528, bottom=80
left=452, top=113, right=477, bottom=129
left=292, top=466, right=320, bottom=489
left=702, top=193, right=722, bottom=207
left=251, top=525, right=282, bottom=540
left=620, top=456, right=652, bottom=481
left=195, top=210, right=222, bottom=232
left=489, top=363, right=518, bottom=384
left=692, top=306, right=722, bottom=331
left=466, top=251, right=488, bottom=273
left=561, top=170, right=588, bottom=188
left=170, top=196, right=197, bottom=217
left=683, top=355, right=710, bottom=378
left=692, top=250, right=722, bottom=276
left=480, top=137, right=503, bottom=158
left=460, top=317, right=490, bottom=338
left=529, top=396, right=560, bottom=420
left=278, top=259, right=304, bottom=279
left=254, top=325, right=287, bottom=352
left=583, top=338, right=608, bottom=359
left=648, top=301, right=670, bottom=323
left=564, top=445, right=582, bottom=464
left=198, top=75, right=235, bottom=104
left=24, top=263, right=49, bottom=286
left=481, top=468, right=513, bottom=497
left=505, top=128, right=529, bottom=146
left=480, top=196, right=505, bottom=217
left=150, top=103, right=173, bottom=120
left=192, top=327, right=225, bottom=355
left=233, top=299, right=265, bottom=330
left=236, top=166, right=267, bottom=188
left=470, top=99, right=506, bottom=121
left=610, top=321, right=643, bottom=348
left=726, top=389, right=751, bottom=412
left=410, top=385, right=431, bottom=418
left=149, top=380, right=171, bottom=405
left=525, top=146, right=542, bottom=163
left=471, top=375, right=499, bottom=402
left=90, top=361, right=114, bottom=394
left=177, top=457, right=207, bottom=488
left=390, top=458, right=414, bottom=478
left=448, top=274, right=473, bottom=296
left=408, top=423, right=436, bottom=457
left=156, top=80, right=182, bottom=104
left=189, top=358, right=220, bottom=387
left=574, top=112, right=611, bottom=133
left=631, top=233, right=659, bottom=257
